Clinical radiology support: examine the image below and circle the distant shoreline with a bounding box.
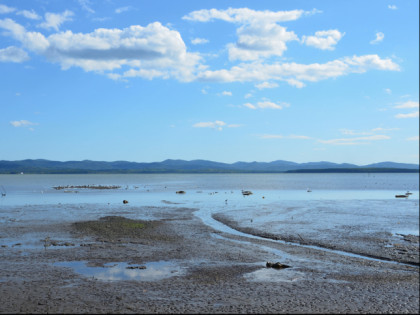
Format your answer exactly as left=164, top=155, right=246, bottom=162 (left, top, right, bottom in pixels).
left=0, top=168, right=418, bottom=174
left=1, top=159, right=418, bottom=174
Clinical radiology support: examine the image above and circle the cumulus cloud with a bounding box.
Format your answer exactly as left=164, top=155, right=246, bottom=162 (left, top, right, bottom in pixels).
left=183, top=8, right=311, bottom=61
left=255, top=81, right=278, bottom=89
left=302, top=30, right=344, bottom=50
left=406, top=136, right=419, bottom=141
left=370, top=32, right=384, bottom=44
left=0, top=8, right=402, bottom=87
left=193, top=120, right=226, bottom=131
left=10, top=120, right=38, bottom=130
left=0, top=18, right=202, bottom=81
left=38, top=10, right=74, bottom=31
left=0, top=4, right=15, bottom=14
left=16, top=10, right=41, bottom=20
left=191, top=38, right=209, bottom=45
left=340, top=127, right=398, bottom=136
left=244, top=100, right=289, bottom=110
left=183, top=7, right=306, bottom=23
left=197, top=54, right=399, bottom=85
left=115, top=6, right=133, bottom=14
left=0, top=46, right=29, bottom=62
left=394, top=101, right=419, bottom=109
left=388, top=5, right=397, bottom=10
left=394, top=101, right=419, bottom=119
left=193, top=120, right=241, bottom=130
left=395, top=111, right=419, bottom=119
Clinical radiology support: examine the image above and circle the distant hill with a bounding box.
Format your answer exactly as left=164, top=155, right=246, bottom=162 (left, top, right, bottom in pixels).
left=0, top=159, right=418, bottom=174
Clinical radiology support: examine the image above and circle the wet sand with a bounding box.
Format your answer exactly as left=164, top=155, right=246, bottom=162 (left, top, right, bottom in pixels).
left=0, top=206, right=419, bottom=314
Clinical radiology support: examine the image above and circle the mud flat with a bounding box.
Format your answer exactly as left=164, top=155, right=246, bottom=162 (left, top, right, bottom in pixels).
left=0, top=205, right=419, bottom=314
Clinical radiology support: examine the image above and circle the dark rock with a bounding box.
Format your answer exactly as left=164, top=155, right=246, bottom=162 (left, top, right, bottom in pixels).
left=266, top=261, right=290, bottom=269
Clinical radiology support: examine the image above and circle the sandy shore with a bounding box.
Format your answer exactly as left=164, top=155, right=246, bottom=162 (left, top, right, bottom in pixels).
left=0, top=205, right=418, bottom=314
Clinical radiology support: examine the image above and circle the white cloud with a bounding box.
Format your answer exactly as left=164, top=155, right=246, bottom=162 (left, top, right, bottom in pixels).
left=115, top=6, right=132, bottom=14
left=340, top=127, right=398, bottom=136
left=255, top=81, right=278, bottom=89
left=370, top=32, right=384, bottom=44
left=384, top=88, right=392, bottom=94
left=395, top=111, right=419, bottom=119
left=197, top=54, right=399, bottom=85
left=388, top=5, right=397, bottom=10
left=318, top=135, right=390, bottom=145
left=10, top=120, right=38, bottom=128
left=193, top=120, right=226, bottom=131
left=394, top=101, right=419, bottom=109
left=192, top=120, right=241, bottom=130
left=221, top=91, right=232, bottom=96
left=0, top=46, right=29, bottom=62
left=183, top=8, right=314, bottom=61
left=0, top=18, right=50, bottom=52
left=191, top=38, right=209, bottom=45
left=0, top=18, right=202, bottom=81
left=38, top=10, right=74, bottom=31
left=0, top=4, right=15, bottom=14
left=302, top=29, right=344, bottom=50
left=260, top=134, right=311, bottom=139
left=257, top=101, right=287, bottom=109
left=183, top=7, right=307, bottom=23
left=244, top=102, right=257, bottom=109
left=394, top=101, right=419, bottom=119
left=406, top=136, right=419, bottom=141
left=78, top=0, right=95, bottom=14
left=244, top=100, right=289, bottom=110
left=0, top=9, right=402, bottom=87
left=16, top=10, right=41, bottom=20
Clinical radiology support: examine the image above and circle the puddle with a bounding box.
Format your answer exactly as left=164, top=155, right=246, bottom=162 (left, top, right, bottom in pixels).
left=53, top=260, right=184, bottom=281
left=244, top=267, right=306, bottom=283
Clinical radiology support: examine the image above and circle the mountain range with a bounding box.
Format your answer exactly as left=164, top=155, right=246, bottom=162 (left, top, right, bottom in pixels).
left=0, top=159, right=418, bottom=174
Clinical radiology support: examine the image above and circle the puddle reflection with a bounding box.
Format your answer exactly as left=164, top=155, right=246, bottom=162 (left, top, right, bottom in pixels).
left=54, top=260, right=184, bottom=281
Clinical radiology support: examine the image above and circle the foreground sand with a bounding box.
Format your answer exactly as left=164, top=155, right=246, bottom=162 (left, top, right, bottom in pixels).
left=0, top=206, right=418, bottom=314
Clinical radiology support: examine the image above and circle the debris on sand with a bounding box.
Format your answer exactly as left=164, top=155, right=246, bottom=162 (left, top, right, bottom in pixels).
left=266, top=261, right=291, bottom=269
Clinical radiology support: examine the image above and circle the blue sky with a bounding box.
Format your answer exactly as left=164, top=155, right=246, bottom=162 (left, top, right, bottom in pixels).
left=0, top=0, right=418, bottom=164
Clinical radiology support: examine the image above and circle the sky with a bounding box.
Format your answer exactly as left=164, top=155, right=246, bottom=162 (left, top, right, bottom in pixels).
left=0, top=0, right=418, bottom=165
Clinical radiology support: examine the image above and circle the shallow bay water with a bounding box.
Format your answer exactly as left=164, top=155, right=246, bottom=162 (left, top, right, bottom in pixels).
left=0, top=173, right=418, bottom=237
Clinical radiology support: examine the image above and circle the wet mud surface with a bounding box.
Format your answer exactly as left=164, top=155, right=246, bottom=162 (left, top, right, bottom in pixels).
left=0, top=206, right=419, bottom=314
left=212, top=213, right=420, bottom=267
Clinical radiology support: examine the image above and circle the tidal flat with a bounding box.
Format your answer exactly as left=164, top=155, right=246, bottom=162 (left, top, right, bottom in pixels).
left=0, top=204, right=418, bottom=314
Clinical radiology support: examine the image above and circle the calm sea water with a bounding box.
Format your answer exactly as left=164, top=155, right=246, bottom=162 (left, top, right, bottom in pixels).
left=0, top=173, right=419, bottom=237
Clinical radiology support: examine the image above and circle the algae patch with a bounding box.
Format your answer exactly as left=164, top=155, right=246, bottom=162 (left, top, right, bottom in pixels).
left=72, top=216, right=160, bottom=241
left=72, top=216, right=179, bottom=243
